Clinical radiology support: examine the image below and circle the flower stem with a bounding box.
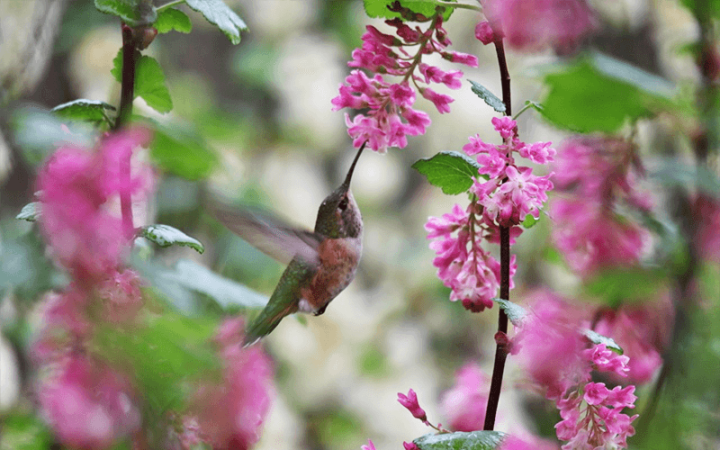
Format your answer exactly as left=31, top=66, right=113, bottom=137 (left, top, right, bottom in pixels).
left=483, top=38, right=512, bottom=432
left=115, top=24, right=138, bottom=239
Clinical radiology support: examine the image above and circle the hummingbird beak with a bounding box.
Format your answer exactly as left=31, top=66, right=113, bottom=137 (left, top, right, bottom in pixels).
left=340, top=141, right=366, bottom=191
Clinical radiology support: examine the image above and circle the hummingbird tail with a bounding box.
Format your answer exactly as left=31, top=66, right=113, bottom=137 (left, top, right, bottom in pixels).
left=243, top=302, right=299, bottom=346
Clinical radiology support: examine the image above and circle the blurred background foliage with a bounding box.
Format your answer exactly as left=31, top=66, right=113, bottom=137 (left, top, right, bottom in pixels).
left=0, top=1, right=718, bottom=450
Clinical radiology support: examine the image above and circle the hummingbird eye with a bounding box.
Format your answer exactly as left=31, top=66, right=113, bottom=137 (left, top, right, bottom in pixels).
left=338, top=197, right=349, bottom=211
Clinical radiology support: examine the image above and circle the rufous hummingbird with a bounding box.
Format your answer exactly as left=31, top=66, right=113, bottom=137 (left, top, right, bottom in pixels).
left=211, top=143, right=365, bottom=346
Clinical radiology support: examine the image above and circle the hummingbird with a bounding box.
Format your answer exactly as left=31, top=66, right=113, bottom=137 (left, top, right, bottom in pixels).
left=211, top=143, right=366, bottom=346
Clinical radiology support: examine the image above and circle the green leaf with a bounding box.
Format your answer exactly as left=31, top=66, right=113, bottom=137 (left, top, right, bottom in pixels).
left=521, top=213, right=539, bottom=229
left=93, top=311, right=221, bottom=413
left=155, top=7, right=192, bottom=34
left=16, top=202, right=39, bottom=222
left=52, top=99, right=116, bottom=124
left=142, top=117, right=218, bottom=180
left=540, top=53, right=675, bottom=133
left=112, top=52, right=173, bottom=114
left=584, top=329, right=624, bottom=355
left=135, top=55, right=173, bottom=113
left=493, top=298, right=528, bottom=326
left=185, top=0, right=248, bottom=45
left=141, top=224, right=205, bottom=253
left=363, top=0, right=454, bottom=20
left=468, top=79, right=506, bottom=113
left=412, top=151, right=481, bottom=195
left=680, top=0, right=720, bottom=18
left=94, top=0, right=157, bottom=26
left=0, top=412, right=53, bottom=450
left=583, top=267, right=666, bottom=308
left=647, top=157, right=720, bottom=199
left=163, top=259, right=269, bottom=310
left=0, top=232, right=65, bottom=302
left=414, top=431, right=506, bottom=450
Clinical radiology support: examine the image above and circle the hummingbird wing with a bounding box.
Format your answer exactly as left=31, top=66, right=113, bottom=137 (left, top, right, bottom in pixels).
left=209, top=199, right=322, bottom=267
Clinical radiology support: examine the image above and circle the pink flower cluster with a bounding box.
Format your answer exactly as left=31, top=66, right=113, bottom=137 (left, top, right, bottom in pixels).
left=332, top=14, right=478, bottom=153
left=178, top=319, right=274, bottom=450
left=440, top=363, right=489, bottom=431
left=426, top=117, right=553, bottom=311
left=479, top=0, right=596, bottom=53
left=551, top=137, right=652, bottom=276
left=516, top=294, right=638, bottom=449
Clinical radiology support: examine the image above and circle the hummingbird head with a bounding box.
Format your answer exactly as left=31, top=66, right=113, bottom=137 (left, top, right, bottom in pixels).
left=315, top=143, right=365, bottom=239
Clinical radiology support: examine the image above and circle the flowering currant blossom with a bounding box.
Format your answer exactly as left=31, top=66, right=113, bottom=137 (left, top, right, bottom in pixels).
left=332, top=11, right=478, bottom=153
left=551, top=137, right=652, bottom=277
left=397, top=389, right=428, bottom=421
left=516, top=292, right=638, bottom=449
left=185, top=318, right=274, bottom=450
left=426, top=117, right=553, bottom=311
left=440, top=363, right=489, bottom=431
left=480, top=0, right=596, bottom=53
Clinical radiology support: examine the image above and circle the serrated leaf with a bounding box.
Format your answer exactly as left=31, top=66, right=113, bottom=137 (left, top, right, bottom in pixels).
left=363, top=0, right=455, bottom=20
left=412, top=151, right=481, bottom=195
left=141, top=224, right=205, bottom=253
left=163, top=259, right=268, bottom=309
left=414, top=431, right=506, bottom=450
left=135, top=55, right=173, bottom=113
left=185, top=0, right=247, bottom=45
left=112, top=52, right=172, bottom=114
left=521, top=213, right=539, bottom=228
left=0, top=413, right=53, bottom=450
left=52, top=99, right=116, bottom=124
left=584, top=329, right=624, bottom=355
left=540, top=53, right=675, bottom=133
left=94, top=0, right=157, bottom=26
left=468, top=79, right=506, bottom=113
left=16, top=202, right=39, bottom=222
left=493, top=298, right=528, bottom=326
left=155, top=8, right=192, bottom=34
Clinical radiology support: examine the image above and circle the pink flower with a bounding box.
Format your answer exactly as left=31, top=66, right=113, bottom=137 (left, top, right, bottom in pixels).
left=362, top=439, right=377, bottom=450
left=440, top=364, right=489, bottom=431
left=499, top=435, right=559, bottom=450
left=403, top=442, right=420, bottom=450
left=695, top=194, right=720, bottom=262
left=96, top=269, right=145, bottom=323
left=475, top=21, right=496, bottom=45
left=583, top=344, right=630, bottom=378
left=483, top=0, right=595, bottom=53
left=38, top=354, right=140, bottom=450
left=421, top=87, right=454, bottom=114
left=191, top=318, right=274, bottom=450
left=36, top=128, right=153, bottom=282
left=445, top=51, right=479, bottom=67
left=491, top=116, right=517, bottom=140
left=397, top=389, right=427, bottom=421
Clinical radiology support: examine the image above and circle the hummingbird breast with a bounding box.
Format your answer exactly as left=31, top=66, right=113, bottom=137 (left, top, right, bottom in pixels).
left=298, top=236, right=362, bottom=314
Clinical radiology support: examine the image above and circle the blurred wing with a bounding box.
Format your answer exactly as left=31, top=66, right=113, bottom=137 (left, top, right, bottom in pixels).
left=209, top=198, right=322, bottom=266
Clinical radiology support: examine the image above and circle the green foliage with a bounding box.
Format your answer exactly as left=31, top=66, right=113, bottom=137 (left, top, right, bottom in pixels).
left=144, top=119, right=218, bottom=180
left=412, top=151, right=482, bottom=195
left=493, top=298, right=527, bottom=326
left=680, top=0, right=720, bottom=18
left=468, top=80, right=506, bottom=113
left=583, top=267, right=666, bottom=308
left=414, top=431, right=506, bottom=450
left=94, top=0, right=157, bottom=26
left=584, top=329, right=623, bottom=355
left=522, top=213, right=539, bottom=229
left=0, top=412, right=53, bottom=450
left=540, top=53, right=675, bottom=133
left=185, top=0, right=248, bottom=45
left=93, top=311, right=221, bottom=413
left=141, top=224, right=205, bottom=253
left=51, top=99, right=116, bottom=124
left=112, top=52, right=173, bottom=114
left=648, top=157, right=720, bottom=199
left=0, top=231, right=63, bottom=303
left=155, top=8, right=192, bottom=34
left=363, top=0, right=454, bottom=20
left=16, top=203, right=39, bottom=222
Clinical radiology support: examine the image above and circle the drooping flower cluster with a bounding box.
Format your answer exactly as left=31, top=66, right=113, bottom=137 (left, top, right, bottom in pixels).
left=332, top=10, right=478, bottom=153
left=426, top=117, right=553, bottom=311
left=177, top=318, right=274, bottom=450
left=440, top=363, right=489, bottom=431
left=516, top=293, right=638, bottom=450
left=551, top=137, right=652, bottom=277
left=478, top=0, right=596, bottom=53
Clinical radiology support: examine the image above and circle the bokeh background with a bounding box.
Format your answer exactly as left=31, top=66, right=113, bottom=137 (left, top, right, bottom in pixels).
left=1, top=1, right=718, bottom=449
